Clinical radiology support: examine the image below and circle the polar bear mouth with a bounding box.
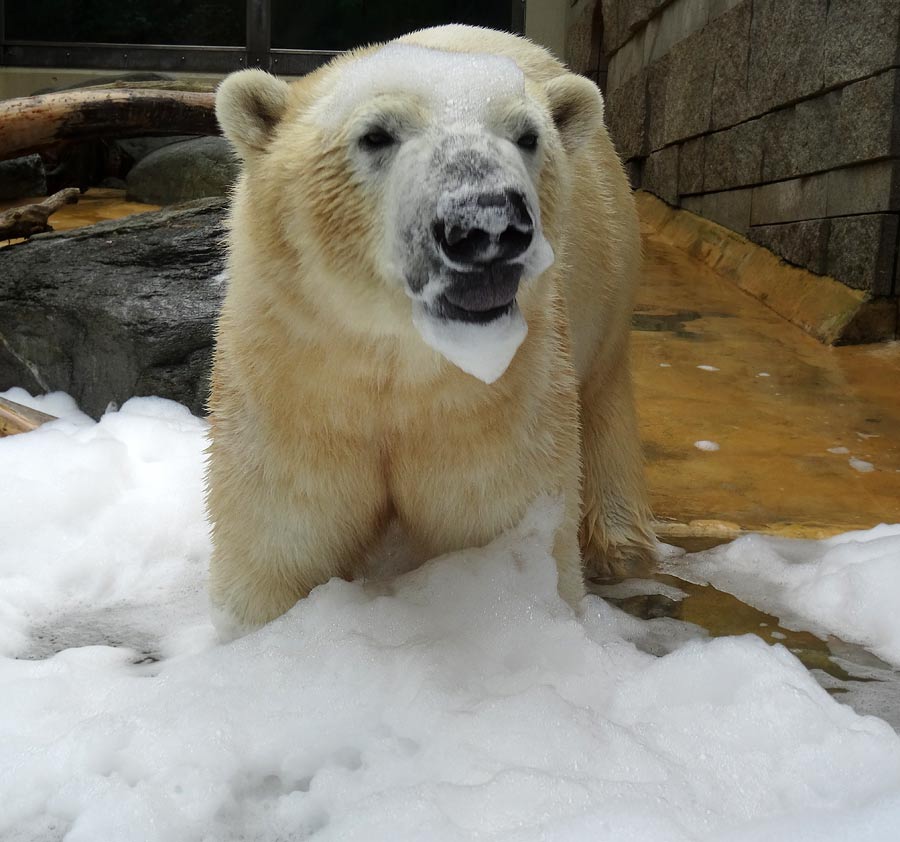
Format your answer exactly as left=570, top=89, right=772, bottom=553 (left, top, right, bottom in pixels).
left=430, top=296, right=514, bottom=324
left=429, top=262, right=522, bottom=323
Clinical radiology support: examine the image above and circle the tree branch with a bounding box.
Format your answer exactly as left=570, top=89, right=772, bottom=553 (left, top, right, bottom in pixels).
left=0, top=396, right=57, bottom=437
left=0, top=188, right=82, bottom=241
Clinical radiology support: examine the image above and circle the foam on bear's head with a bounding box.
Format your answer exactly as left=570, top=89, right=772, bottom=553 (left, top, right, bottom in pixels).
left=315, top=44, right=526, bottom=129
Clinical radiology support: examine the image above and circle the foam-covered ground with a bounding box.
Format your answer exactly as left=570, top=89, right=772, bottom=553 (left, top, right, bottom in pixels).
left=2, top=388, right=900, bottom=841
left=663, top=528, right=900, bottom=669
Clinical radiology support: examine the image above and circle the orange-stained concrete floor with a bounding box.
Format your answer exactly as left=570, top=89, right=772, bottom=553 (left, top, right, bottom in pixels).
left=635, top=224, right=900, bottom=540
left=5, top=189, right=899, bottom=538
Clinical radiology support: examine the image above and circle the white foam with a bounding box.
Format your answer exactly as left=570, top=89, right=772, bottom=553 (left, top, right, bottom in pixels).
left=694, top=440, right=720, bottom=451
left=316, top=44, right=525, bottom=129
left=4, top=388, right=900, bottom=840
left=412, top=301, right=528, bottom=384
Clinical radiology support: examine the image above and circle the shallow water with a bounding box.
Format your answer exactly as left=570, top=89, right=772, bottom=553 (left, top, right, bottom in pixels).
left=591, top=565, right=900, bottom=730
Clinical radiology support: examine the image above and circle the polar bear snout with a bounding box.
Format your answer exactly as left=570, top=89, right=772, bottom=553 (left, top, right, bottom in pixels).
left=432, top=190, right=534, bottom=268
left=423, top=188, right=536, bottom=322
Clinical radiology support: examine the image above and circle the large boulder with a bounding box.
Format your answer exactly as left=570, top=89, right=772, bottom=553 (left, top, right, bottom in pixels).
left=126, top=137, right=238, bottom=205
left=0, top=199, right=227, bottom=417
left=115, top=135, right=201, bottom=166
left=0, top=154, right=47, bottom=200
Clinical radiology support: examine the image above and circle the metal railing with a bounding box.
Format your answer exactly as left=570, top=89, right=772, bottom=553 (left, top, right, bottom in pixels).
left=0, top=0, right=526, bottom=76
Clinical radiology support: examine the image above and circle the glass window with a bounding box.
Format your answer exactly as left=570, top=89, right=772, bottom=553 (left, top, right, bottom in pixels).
left=5, top=0, right=245, bottom=46
left=271, top=0, right=515, bottom=51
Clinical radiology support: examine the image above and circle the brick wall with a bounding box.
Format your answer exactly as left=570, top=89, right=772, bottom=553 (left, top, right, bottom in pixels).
left=600, top=0, right=900, bottom=303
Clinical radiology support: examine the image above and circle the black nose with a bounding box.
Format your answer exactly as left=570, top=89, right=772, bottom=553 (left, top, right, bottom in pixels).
left=433, top=190, right=534, bottom=266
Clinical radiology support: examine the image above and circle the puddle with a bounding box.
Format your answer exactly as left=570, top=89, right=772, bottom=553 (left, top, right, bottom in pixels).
left=590, top=566, right=900, bottom=730
left=631, top=309, right=709, bottom=340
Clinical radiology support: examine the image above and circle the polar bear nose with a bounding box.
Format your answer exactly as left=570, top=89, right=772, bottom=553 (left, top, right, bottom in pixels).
left=433, top=190, right=534, bottom=267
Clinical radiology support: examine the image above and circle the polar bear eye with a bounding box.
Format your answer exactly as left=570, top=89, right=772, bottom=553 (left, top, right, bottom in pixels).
left=360, top=129, right=396, bottom=151
left=516, top=132, right=539, bottom=151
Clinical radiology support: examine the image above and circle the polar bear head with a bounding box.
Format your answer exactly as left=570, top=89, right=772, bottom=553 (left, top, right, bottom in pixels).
left=216, top=34, right=604, bottom=381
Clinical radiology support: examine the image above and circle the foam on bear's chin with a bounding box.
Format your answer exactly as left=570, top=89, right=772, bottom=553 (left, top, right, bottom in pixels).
left=412, top=302, right=528, bottom=384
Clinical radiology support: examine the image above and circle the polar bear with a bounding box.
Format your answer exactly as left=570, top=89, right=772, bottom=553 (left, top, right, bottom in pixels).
left=207, top=25, right=654, bottom=636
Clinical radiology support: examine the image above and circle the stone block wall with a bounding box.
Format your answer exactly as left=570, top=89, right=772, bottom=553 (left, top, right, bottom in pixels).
left=600, top=0, right=900, bottom=308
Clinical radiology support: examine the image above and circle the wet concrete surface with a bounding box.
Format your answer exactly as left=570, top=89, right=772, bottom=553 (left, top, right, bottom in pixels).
left=630, top=229, right=900, bottom=728
left=634, top=229, right=900, bottom=539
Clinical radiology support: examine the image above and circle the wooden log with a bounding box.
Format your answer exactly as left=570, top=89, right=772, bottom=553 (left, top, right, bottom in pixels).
left=0, top=88, right=218, bottom=162
left=89, top=80, right=217, bottom=94
left=0, top=396, right=57, bottom=437
left=0, top=188, right=81, bottom=240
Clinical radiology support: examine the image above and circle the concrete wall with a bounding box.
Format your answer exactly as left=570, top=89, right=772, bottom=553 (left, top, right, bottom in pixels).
left=601, top=0, right=900, bottom=302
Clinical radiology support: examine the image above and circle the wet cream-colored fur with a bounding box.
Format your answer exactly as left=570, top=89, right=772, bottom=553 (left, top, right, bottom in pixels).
left=208, top=25, right=655, bottom=636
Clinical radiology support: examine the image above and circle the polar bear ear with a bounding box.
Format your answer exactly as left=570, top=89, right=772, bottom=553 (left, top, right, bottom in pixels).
left=544, top=74, right=605, bottom=153
left=216, top=69, right=291, bottom=160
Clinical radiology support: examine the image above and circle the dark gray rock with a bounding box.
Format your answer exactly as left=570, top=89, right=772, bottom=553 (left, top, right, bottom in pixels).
left=0, top=155, right=47, bottom=200
left=643, top=145, right=679, bottom=204
left=703, top=118, right=762, bottom=191
left=126, top=137, right=238, bottom=205
left=823, top=0, right=900, bottom=89
left=827, top=214, right=899, bottom=295
left=605, top=68, right=649, bottom=160
left=748, top=220, right=831, bottom=275
left=709, top=1, right=754, bottom=130
left=0, top=199, right=227, bottom=418
left=677, top=135, right=705, bottom=195
left=748, top=0, right=826, bottom=116
left=115, top=135, right=202, bottom=166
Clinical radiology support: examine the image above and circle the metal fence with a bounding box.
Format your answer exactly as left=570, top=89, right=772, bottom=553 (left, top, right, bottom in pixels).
left=0, top=0, right=526, bottom=77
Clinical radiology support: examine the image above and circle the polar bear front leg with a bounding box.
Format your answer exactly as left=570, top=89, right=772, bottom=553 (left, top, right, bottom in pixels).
left=207, top=436, right=388, bottom=639
left=579, top=350, right=657, bottom=580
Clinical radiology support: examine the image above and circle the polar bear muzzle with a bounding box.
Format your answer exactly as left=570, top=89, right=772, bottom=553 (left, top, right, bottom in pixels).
left=429, top=188, right=533, bottom=323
